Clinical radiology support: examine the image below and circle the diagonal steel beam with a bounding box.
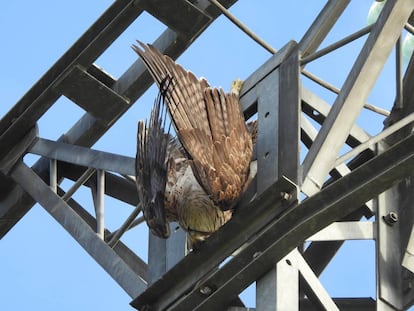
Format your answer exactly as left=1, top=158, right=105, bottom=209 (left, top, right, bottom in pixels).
left=55, top=65, right=131, bottom=126
left=132, top=129, right=414, bottom=310
left=131, top=177, right=297, bottom=310
left=301, top=87, right=371, bottom=147
left=301, top=0, right=414, bottom=196
left=58, top=186, right=148, bottom=280
left=298, top=0, right=350, bottom=56
left=0, top=0, right=143, bottom=153
left=292, top=249, right=339, bottom=311
left=10, top=162, right=147, bottom=298
left=0, top=0, right=239, bottom=238
left=59, top=163, right=138, bottom=206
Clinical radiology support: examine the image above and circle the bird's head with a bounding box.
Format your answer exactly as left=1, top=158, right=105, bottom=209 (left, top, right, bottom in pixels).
left=142, top=195, right=171, bottom=239
left=148, top=221, right=170, bottom=239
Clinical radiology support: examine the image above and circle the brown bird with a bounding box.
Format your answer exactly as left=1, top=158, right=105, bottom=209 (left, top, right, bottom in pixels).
left=133, top=41, right=255, bottom=247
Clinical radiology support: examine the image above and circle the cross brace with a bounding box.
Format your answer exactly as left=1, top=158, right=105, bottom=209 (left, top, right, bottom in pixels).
left=132, top=130, right=414, bottom=310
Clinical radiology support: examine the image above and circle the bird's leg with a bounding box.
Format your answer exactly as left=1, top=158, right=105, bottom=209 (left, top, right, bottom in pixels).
left=230, top=78, right=244, bottom=97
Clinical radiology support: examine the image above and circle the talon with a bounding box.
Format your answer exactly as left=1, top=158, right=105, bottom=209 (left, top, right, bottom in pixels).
left=231, top=78, right=244, bottom=96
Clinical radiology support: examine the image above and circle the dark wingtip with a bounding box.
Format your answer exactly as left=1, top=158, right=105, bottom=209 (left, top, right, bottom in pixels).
left=131, top=40, right=149, bottom=54
left=149, top=224, right=171, bottom=239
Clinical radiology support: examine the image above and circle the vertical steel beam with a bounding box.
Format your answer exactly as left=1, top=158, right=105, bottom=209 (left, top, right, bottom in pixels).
left=254, top=66, right=280, bottom=310
left=256, top=47, right=300, bottom=190
left=60, top=187, right=148, bottom=281
left=256, top=48, right=300, bottom=311
left=256, top=252, right=299, bottom=311
left=0, top=0, right=238, bottom=239
left=256, top=69, right=280, bottom=191
left=9, top=162, right=147, bottom=298
left=293, top=249, right=339, bottom=311
left=380, top=50, right=414, bottom=309
left=0, top=0, right=144, bottom=153
left=402, top=226, right=414, bottom=272
left=132, top=127, right=414, bottom=310
left=375, top=163, right=404, bottom=310
left=95, top=169, right=105, bottom=239
left=399, top=174, right=414, bottom=309
left=396, top=37, right=403, bottom=109
left=302, top=0, right=414, bottom=196
left=148, top=223, right=187, bottom=285
left=49, top=158, right=57, bottom=193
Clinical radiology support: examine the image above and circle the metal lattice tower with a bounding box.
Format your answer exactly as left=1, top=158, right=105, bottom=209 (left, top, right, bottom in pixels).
left=2, top=1, right=414, bottom=310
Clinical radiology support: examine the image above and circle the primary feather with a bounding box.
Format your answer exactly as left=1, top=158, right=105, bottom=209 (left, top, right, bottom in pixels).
left=133, top=41, right=253, bottom=209
left=133, top=42, right=255, bottom=247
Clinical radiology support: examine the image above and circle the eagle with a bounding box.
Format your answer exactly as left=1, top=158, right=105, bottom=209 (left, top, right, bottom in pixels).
left=133, top=41, right=255, bottom=248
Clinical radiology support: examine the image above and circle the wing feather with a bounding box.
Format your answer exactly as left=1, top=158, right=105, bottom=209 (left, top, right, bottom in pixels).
left=135, top=81, right=171, bottom=238
left=133, top=41, right=253, bottom=210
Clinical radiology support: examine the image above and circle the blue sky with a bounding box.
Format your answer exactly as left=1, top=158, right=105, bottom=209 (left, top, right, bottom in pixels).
left=0, top=1, right=407, bottom=309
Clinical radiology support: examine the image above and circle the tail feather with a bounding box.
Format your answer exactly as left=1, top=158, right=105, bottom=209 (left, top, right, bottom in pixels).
left=133, top=41, right=253, bottom=210
left=135, top=80, right=172, bottom=238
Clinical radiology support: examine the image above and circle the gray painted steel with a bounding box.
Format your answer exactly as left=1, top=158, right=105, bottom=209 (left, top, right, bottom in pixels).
left=1, top=0, right=414, bottom=310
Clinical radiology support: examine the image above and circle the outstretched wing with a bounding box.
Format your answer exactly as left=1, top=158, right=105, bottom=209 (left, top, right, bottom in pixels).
left=132, top=41, right=211, bottom=137
left=136, top=79, right=172, bottom=238
left=132, top=41, right=253, bottom=210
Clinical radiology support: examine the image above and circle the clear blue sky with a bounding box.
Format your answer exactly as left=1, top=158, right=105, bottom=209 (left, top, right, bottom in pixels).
left=0, top=1, right=406, bottom=309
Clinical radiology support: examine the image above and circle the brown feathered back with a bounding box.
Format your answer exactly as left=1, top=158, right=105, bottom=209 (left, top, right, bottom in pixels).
left=132, top=41, right=252, bottom=210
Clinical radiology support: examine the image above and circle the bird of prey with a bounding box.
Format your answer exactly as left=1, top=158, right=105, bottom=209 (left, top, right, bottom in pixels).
left=133, top=41, right=255, bottom=247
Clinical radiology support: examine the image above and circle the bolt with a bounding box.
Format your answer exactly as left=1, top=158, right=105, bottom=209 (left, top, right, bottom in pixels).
left=199, top=285, right=213, bottom=296
left=280, top=192, right=292, bottom=201
left=383, top=211, right=398, bottom=226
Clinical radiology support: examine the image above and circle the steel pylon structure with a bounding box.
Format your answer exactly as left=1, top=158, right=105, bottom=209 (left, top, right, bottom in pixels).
left=2, top=0, right=414, bottom=310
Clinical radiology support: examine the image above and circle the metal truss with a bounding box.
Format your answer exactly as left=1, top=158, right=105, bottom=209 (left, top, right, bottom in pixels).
left=2, top=0, right=414, bottom=310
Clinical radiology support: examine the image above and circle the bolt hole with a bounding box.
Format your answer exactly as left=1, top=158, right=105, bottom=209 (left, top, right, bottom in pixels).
left=264, top=152, right=270, bottom=159
left=312, top=110, right=320, bottom=117
left=286, top=259, right=292, bottom=266
left=264, top=111, right=270, bottom=118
